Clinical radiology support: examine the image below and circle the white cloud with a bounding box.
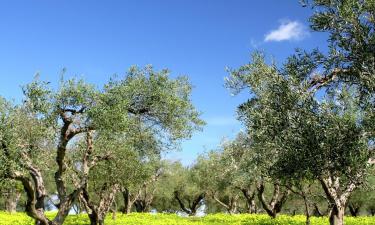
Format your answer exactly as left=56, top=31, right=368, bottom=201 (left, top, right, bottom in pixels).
left=264, top=20, right=309, bottom=42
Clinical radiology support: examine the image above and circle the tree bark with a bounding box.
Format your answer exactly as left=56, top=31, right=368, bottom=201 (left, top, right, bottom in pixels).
left=3, top=189, right=21, bottom=213
left=122, top=189, right=133, bottom=214
left=174, top=191, right=205, bottom=216
left=212, top=193, right=238, bottom=214
left=369, top=208, right=375, bottom=216
left=319, top=175, right=359, bottom=225
left=241, top=188, right=257, bottom=214
left=302, top=195, right=311, bottom=225
left=329, top=205, right=345, bottom=225
left=81, top=183, right=119, bottom=225
left=348, top=203, right=360, bottom=217
left=256, top=180, right=290, bottom=218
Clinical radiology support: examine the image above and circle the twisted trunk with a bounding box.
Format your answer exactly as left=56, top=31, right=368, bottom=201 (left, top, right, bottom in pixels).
left=241, top=188, right=257, bottom=214
left=212, top=193, right=238, bottom=214
left=256, top=180, right=290, bottom=218
left=319, top=175, right=360, bottom=225
left=81, top=183, right=119, bottom=225
left=174, top=191, right=205, bottom=216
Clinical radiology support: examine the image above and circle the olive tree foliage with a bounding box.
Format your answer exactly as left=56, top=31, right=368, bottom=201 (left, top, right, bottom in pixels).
left=0, top=65, right=204, bottom=225
left=197, top=133, right=258, bottom=214
left=220, top=133, right=259, bottom=214
left=226, top=54, right=293, bottom=218
left=226, top=52, right=373, bottom=223
left=75, top=132, right=154, bottom=224
left=197, top=150, right=240, bottom=214
left=0, top=94, right=55, bottom=224
left=226, top=0, right=374, bottom=224
left=167, top=162, right=206, bottom=216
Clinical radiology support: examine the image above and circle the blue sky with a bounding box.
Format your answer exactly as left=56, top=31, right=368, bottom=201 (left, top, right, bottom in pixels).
left=0, top=0, right=328, bottom=165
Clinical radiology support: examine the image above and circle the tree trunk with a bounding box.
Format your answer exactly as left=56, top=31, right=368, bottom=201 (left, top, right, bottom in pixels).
left=329, top=205, right=345, bottom=225
left=313, top=203, right=324, bottom=217
left=348, top=203, right=360, bottom=217
left=248, top=198, right=257, bottom=214
left=3, top=190, right=21, bottom=213
left=88, top=210, right=105, bottom=225
left=122, top=189, right=133, bottom=214
left=256, top=180, right=289, bottom=218
left=303, top=196, right=311, bottom=225
left=212, top=193, right=238, bottom=214
left=134, top=200, right=145, bottom=212
left=174, top=191, right=205, bottom=216
left=369, top=208, right=375, bottom=216
left=80, top=183, right=119, bottom=225
left=319, top=176, right=359, bottom=225
left=241, top=188, right=257, bottom=214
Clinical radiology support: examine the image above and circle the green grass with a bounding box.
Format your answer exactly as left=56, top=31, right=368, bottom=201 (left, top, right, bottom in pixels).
left=1, top=212, right=375, bottom=225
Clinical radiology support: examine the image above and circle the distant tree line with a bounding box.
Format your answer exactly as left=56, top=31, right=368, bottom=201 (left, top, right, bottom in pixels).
left=0, top=1, right=374, bottom=225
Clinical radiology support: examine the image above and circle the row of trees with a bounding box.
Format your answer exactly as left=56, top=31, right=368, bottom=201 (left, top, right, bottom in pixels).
left=0, top=1, right=374, bottom=225
left=0, top=66, right=205, bottom=225
left=1, top=138, right=374, bottom=222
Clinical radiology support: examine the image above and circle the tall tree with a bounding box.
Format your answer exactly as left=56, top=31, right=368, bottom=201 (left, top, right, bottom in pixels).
left=227, top=0, right=374, bottom=224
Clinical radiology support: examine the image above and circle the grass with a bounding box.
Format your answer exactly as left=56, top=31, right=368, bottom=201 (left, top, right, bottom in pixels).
left=0, top=212, right=375, bottom=225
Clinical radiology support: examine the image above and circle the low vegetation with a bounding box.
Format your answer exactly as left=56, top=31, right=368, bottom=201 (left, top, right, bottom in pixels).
left=1, top=212, right=375, bottom=225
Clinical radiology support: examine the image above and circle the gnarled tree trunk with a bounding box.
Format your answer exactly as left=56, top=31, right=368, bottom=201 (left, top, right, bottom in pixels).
left=319, top=175, right=360, bottom=225
left=212, top=193, right=238, bottom=214
left=174, top=191, right=205, bottom=216
left=80, top=183, right=120, bottom=225
left=241, top=188, right=257, bottom=214
left=256, top=180, right=290, bottom=218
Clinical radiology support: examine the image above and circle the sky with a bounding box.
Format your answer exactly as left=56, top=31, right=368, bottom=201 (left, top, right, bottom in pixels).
left=0, top=0, right=328, bottom=165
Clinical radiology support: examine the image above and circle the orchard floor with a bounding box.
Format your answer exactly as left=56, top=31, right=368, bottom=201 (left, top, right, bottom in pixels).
left=1, top=212, right=375, bottom=225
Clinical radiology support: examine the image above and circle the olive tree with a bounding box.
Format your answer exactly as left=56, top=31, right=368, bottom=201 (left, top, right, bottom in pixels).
left=0, top=65, right=203, bottom=225
left=226, top=0, right=374, bottom=224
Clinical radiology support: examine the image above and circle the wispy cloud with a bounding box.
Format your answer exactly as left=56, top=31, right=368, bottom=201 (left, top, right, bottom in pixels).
left=264, top=20, right=309, bottom=42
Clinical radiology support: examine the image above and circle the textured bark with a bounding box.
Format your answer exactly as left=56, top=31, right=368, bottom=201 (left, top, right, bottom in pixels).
left=80, top=183, right=120, bottom=225
left=122, top=189, right=132, bottom=214
left=121, top=188, right=141, bottom=214
left=13, top=173, right=52, bottom=225
left=174, top=191, right=205, bottom=216
left=3, top=189, right=21, bottom=213
left=319, top=175, right=359, bottom=225
left=212, top=193, right=238, bottom=214
left=133, top=171, right=161, bottom=213
left=241, top=188, right=257, bottom=214
left=329, top=205, right=345, bottom=225
left=51, top=109, right=89, bottom=225
left=134, top=185, right=156, bottom=212
left=256, top=180, right=290, bottom=218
